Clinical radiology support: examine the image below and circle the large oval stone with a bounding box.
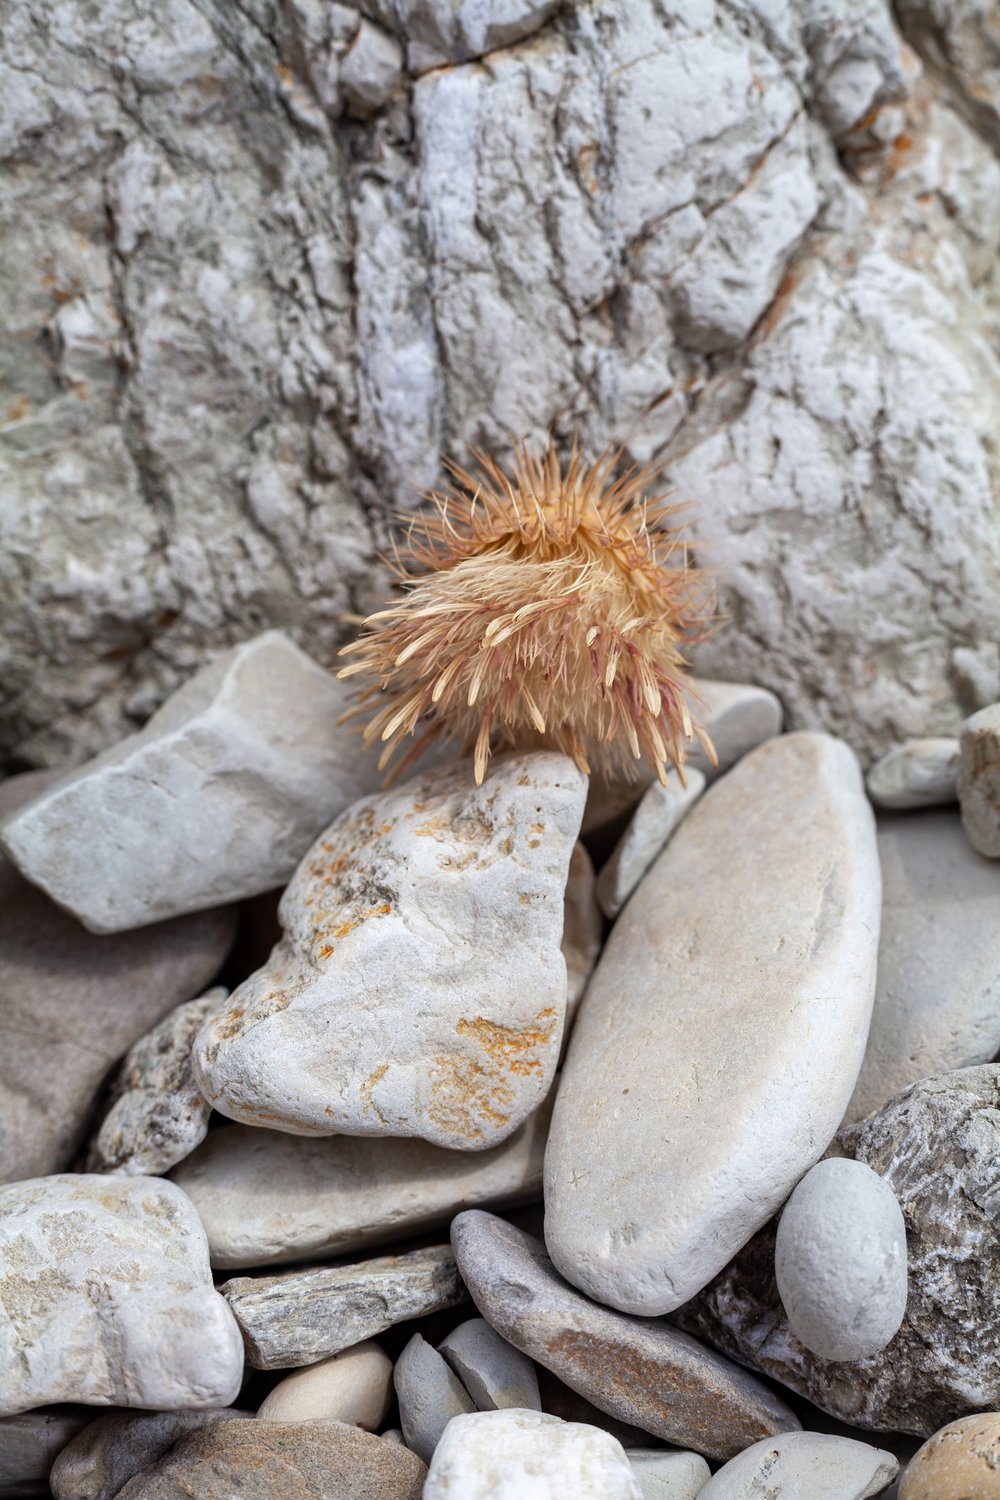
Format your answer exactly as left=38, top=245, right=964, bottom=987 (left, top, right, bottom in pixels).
left=545, top=732, right=880, bottom=1315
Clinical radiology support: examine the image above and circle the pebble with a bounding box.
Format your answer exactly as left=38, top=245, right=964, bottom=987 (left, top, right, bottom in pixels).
left=438, top=1317, right=541, bottom=1411
left=193, top=751, right=585, bottom=1148
left=113, top=1418, right=426, bottom=1499
left=775, top=1158, right=907, bottom=1361
left=698, top=1431, right=898, bottom=1498
left=958, top=703, right=1000, bottom=856
left=899, top=1413, right=1000, bottom=1500
left=562, top=842, right=602, bottom=1021
left=685, top=679, right=784, bottom=777
left=450, top=1210, right=800, bottom=1461
left=0, top=632, right=387, bottom=931
left=423, top=1409, right=642, bottom=1499
left=256, top=1340, right=393, bottom=1428
left=2, top=1408, right=91, bottom=1499
left=0, top=772, right=235, bottom=1186
left=393, top=1331, right=477, bottom=1462
left=222, top=1244, right=465, bottom=1369
left=546, top=732, right=881, bottom=1315
left=49, top=1410, right=254, bottom=1500
left=86, top=987, right=228, bottom=1176
left=0, top=1175, right=243, bottom=1415
left=171, top=1097, right=549, bottom=1269
left=596, top=768, right=705, bottom=919
left=847, top=811, right=1000, bottom=1120
left=676, top=1066, right=1000, bottom=1435
left=626, top=1449, right=712, bottom=1499
left=866, top=739, right=959, bottom=810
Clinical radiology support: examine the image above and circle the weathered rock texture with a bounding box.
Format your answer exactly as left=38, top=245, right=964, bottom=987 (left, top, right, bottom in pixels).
left=4, top=2, right=1000, bottom=772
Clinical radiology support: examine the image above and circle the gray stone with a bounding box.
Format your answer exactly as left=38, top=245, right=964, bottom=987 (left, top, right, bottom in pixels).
left=2, top=1408, right=91, bottom=1499
left=0, top=1175, right=243, bottom=1416
left=626, top=1450, right=711, bottom=1500
left=222, top=1245, right=466, bottom=1369
left=438, top=1318, right=540, bottom=1412
left=685, top=681, right=784, bottom=778
left=866, top=739, right=959, bottom=810
left=86, top=988, right=228, bottom=1177
left=393, top=1332, right=476, bottom=1463
left=193, top=752, right=585, bottom=1148
left=596, top=769, right=705, bottom=919
left=424, top=1409, right=641, bottom=1499
left=451, top=1211, right=800, bottom=1462
left=562, top=842, right=602, bottom=1020
left=775, top=1158, right=907, bottom=1362
left=340, top=20, right=404, bottom=116
left=171, top=1096, right=549, bottom=1269
left=368, top=0, right=559, bottom=73
left=0, top=772, right=235, bottom=1186
left=50, top=1410, right=254, bottom=1500
left=0, top=633, right=385, bottom=931
left=675, top=1067, right=1000, bottom=1437
left=958, top=704, right=1000, bottom=856
left=698, top=1432, right=898, bottom=1499
left=546, top=733, right=881, bottom=1316
left=847, top=811, right=1000, bottom=1121
left=256, top=1341, right=393, bottom=1428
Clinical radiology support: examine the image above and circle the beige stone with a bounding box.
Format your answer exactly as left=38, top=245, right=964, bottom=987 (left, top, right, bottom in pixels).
left=958, top=704, right=1000, bottom=856
left=256, top=1340, right=393, bottom=1428
left=866, top=738, right=959, bottom=810
left=899, top=1413, right=1000, bottom=1500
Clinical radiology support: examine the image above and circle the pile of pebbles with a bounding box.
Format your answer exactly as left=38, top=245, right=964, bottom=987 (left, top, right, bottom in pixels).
left=1, top=630, right=998, bottom=1499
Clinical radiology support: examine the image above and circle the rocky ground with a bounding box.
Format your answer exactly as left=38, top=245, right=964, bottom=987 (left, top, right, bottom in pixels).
left=1, top=630, right=999, bottom=1498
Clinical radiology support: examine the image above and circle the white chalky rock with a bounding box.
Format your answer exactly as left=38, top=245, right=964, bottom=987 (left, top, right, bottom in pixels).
left=255, top=1340, right=393, bottom=1429
left=0, top=1175, right=243, bottom=1416
left=424, top=1409, right=641, bottom=1499
left=194, top=752, right=585, bottom=1149
left=545, top=733, right=881, bottom=1315
left=958, top=704, right=1000, bottom=856
left=697, top=1431, right=898, bottom=1499
left=775, top=1158, right=908, bottom=1362
left=626, top=1449, right=711, bottom=1499
left=597, top=769, right=706, bottom=919
left=866, top=739, right=959, bottom=810
left=687, top=681, right=784, bottom=778
left=0, top=633, right=385, bottom=932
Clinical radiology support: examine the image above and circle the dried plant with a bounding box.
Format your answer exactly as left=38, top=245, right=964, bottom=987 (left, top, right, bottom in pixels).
left=338, top=440, right=716, bottom=785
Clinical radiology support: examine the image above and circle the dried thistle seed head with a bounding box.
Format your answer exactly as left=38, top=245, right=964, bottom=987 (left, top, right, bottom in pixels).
left=338, top=440, right=716, bottom=785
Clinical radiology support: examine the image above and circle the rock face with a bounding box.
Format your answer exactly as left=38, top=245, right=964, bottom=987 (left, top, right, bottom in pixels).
left=698, top=1432, right=898, bottom=1499
left=451, top=1211, right=800, bottom=1463
left=424, top=1409, right=641, bottom=1500
left=0, top=1175, right=243, bottom=1416
left=171, top=1099, right=549, bottom=1268
left=194, top=752, right=585, bottom=1149
left=0, top=633, right=386, bottom=931
left=847, top=811, right=1000, bottom=1121
left=676, top=1067, right=1000, bottom=1437
left=958, top=704, right=1000, bottom=857
left=546, top=732, right=881, bottom=1316
left=899, top=1413, right=1000, bottom=1500
left=50, top=1410, right=254, bottom=1500
left=0, top=772, right=235, bottom=1186
left=866, top=739, right=959, bottom=810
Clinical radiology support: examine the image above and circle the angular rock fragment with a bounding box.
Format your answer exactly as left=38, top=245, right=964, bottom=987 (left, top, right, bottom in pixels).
left=438, top=1317, right=540, bottom=1413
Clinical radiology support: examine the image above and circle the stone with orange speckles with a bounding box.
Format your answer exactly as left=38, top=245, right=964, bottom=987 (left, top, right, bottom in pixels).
left=193, top=751, right=586, bottom=1150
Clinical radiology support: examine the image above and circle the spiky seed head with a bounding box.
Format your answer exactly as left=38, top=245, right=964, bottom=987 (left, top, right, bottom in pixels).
left=338, top=440, right=717, bottom=785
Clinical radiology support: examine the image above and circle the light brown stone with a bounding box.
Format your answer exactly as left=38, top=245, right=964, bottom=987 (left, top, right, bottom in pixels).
left=899, top=1414, right=1000, bottom=1500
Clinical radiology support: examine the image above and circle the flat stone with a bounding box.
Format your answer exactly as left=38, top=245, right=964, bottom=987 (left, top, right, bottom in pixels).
left=596, top=769, right=705, bottom=919
left=698, top=1432, right=898, bottom=1498
left=0, top=1175, right=243, bottom=1416
left=625, top=1449, right=711, bottom=1500
left=546, top=732, right=880, bottom=1315
left=114, top=1419, right=426, bottom=1499
left=0, top=633, right=386, bottom=931
left=686, top=680, right=784, bottom=778
left=958, top=704, right=1000, bottom=856
left=50, top=1410, right=254, bottom=1500
left=0, top=772, right=235, bottom=1187
left=2, top=1408, right=91, bottom=1499
left=171, top=1096, right=549, bottom=1269
left=847, top=811, right=1000, bottom=1121
left=563, top=842, right=602, bottom=1021
left=899, top=1413, right=1000, bottom=1500
left=193, top=751, right=585, bottom=1148
left=676, top=1067, right=1000, bottom=1437
left=222, top=1246, right=465, bottom=1369
left=775, top=1158, right=907, bottom=1361
left=438, top=1318, right=540, bottom=1411
left=393, top=1332, right=477, bottom=1463
left=866, top=739, right=959, bottom=810
left=86, top=987, right=228, bottom=1176
left=450, top=1211, right=800, bottom=1462
left=424, top=1409, right=641, bottom=1499
left=256, top=1340, right=392, bottom=1428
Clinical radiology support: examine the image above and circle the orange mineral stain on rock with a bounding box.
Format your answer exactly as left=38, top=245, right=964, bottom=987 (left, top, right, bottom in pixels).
left=456, top=1010, right=557, bottom=1077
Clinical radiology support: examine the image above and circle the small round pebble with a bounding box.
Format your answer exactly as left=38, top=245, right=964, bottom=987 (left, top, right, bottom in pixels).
left=899, top=1413, right=1000, bottom=1499
left=424, top=1408, right=641, bottom=1499
left=256, top=1340, right=392, bottom=1428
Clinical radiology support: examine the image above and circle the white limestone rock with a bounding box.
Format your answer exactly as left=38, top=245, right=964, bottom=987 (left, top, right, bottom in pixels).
left=866, top=739, right=959, bottom=810
left=368, top=0, right=559, bottom=73
left=0, top=1175, right=243, bottom=1416
left=699, top=1432, right=897, bottom=1499
left=0, top=633, right=385, bottom=932
left=424, top=1409, right=641, bottom=1499
left=545, top=732, right=881, bottom=1316
left=847, top=811, right=1000, bottom=1121
left=256, top=1340, right=393, bottom=1429
left=438, top=1318, right=540, bottom=1412
left=193, top=752, right=585, bottom=1149
left=596, top=769, right=705, bottom=919
left=626, top=1449, right=711, bottom=1500
left=340, top=19, right=404, bottom=116
left=775, top=1158, right=907, bottom=1362
left=958, top=703, right=1000, bottom=857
